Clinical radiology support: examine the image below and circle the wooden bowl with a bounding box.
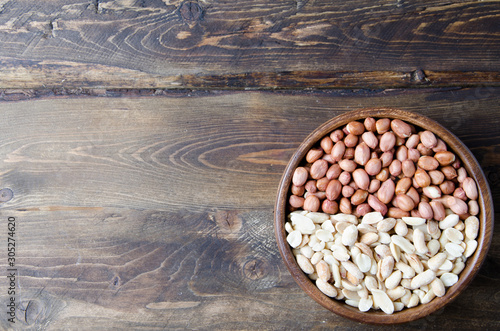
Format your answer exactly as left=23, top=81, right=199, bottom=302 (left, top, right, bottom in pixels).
left=274, top=108, right=494, bottom=324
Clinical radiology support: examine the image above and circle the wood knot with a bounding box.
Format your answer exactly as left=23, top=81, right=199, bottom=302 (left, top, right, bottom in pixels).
left=243, top=258, right=268, bottom=280
left=410, top=69, right=428, bottom=83
left=178, top=1, right=203, bottom=23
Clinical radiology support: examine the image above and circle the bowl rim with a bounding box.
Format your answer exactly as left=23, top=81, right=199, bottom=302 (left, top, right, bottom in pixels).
left=274, top=107, right=494, bottom=324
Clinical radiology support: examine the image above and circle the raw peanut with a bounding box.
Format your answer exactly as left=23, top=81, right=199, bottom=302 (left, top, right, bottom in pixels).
left=378, top=178, right=395, bottom=204
left=339, top=197, right=352, bottom=214
left=330, top=129, right=344, bottom=142
left=292, top=167, right=309, bottom=186
left=389, top=159, right=402, bottom=177
left=433, top=138, right=447, bottom=152
left=431, top=278, right=446, bottom=297
left=326, top=163, right=342, bottom=179
left=406, top=187, right=420, bottom=206
left=465, top=216, right=479, bottom=240
left=430, top=201, right=446, bottom=221
left=321, top=137, right=334, bottom=154
left=306, top=191, right=326, bottom=200
left=376, top=118, right=391, bottom=134
left=291, top=184, right=305, bottom=196
left=368, top=179, right=381, bottom=194
left=310, top=159, right=328, bottom=179
left=364, top=117, right=377, bottom=132
left=339, top=159, right=357, bottom=172
left=395, top=177, right=412, bottom=195
left=311, top=251, right=324, bottom=265
left=376, top=168, right=390, bottom=182
left=443, top=228, right=463, bottom=244
left=395, top=145, right=408, bottom=162
left=365, top=158, right=382, bottom=176
left=418, top=156, right=439, bottom=171
left=321, top=199, right=339, bottom=214
left=367, top=194, right=388, bottom=216
left=440, top=180, right=455, bottom=195
left=394, top=194, right=415, bottom=212
left=422, top=185, right=442, bottom=199
left=407, top=148, right=420, bottom=162
left=406, top=134, right=420, bottom=149
left=380, top=132, right=396, bottom=152
left=304, top=195, right=321, bottom=212
left=429, top=170, right=445, bottom=185
left=322, top=153, right=335, bottom=163
left=417, top=142, right=433, bottom=156
left=385, top=270, right=403, bottom=290
left=440, top=272, right=458, bottom=287
left=305, top=180, right=317, bottom=193
left=361, top=131, right=378, bottom=149
left=468, top=200, right=479, bottom=216
left=342, top=185, right=355, bottom=198
left=346, top=121, right=365, bottom=135
left=441, top=166, right=458, bottom=180
left=326, top=179, right=342, bottom=201
left=453, top=187, right=467, bottom=200
left=439, top=213, right=460, bottom=230
left=286, top=230, right=303, bottom=248
left=391, top=119, right=412, bottom=138
left=380, top=151, right=394, bottom=168
left=396, top=262, right=415, bottom=279
left=434, top=151, right=456, bottom=166
left=360, top=232, right=378, bottom=245
left=411, top=269, right=435, bottom=291
left=316, top=177, right=330, bottom=191
left=331, top=141, right=346, bottom=162
left=371, top=289, right=394, bottom=315
left=414, top=169, right=431, bottom=188
left=420, top=130, right=437, bottom=148
left=464, top=239, right=478, bottom=258
left=401, top=159, right=415, bottom=177
left=463, top=177, right=478, bottom=200
left=447, top=196, right=468, bottom=215
left=316, top=260, right=331, bottom=282
left=316, top=278, right=338, bottom=297
left=418, top=201, right=434, bottom=219
left=296, top=254, right=315, bottom=274
left=353, top=168, right=370, bottom=190
left=344, top=133, right=358, bottom=148
left=351, top=190, right=368, bottom=206
left=306, top=148, right=324, bottom=163
left=289, top=195, right=305, bottom=208
left=387, top=207, right=410, bottom=219
left=410, top=209, right=423, bottom=218
left=377, top=217, right=397, bottom=233
left=457, top=167, right=468, bottom=183
left=338, top=171, right=351, bottom=185
left=342, top=260, right=364, bottom=281
left=354, top=142, right=371, bottom=166
left=445, top=242, right=464, bottom=258
left=413, top=228, right=428, bottom=254
left=391, top=235, right=415, bottom=254
left=355, top=203, right=372, bottom=216
left=344, top=147, right=355, bottom=159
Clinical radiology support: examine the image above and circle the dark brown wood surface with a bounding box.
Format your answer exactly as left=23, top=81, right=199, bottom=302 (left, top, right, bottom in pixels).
left=0, top=89, right=498, bottom=329
left=0, top=0, right=498, bottom=89
left=0, top=0, right=499, bottom=329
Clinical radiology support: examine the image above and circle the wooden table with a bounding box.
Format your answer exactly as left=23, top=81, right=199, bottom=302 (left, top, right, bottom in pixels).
left=0, top=1, right=498, bottom=329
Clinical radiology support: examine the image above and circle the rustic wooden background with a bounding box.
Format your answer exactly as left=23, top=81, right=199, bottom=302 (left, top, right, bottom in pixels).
left=0, top=0, right=498, bottom=330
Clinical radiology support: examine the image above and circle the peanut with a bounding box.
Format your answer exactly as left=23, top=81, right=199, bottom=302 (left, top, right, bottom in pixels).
left=287, top=115, right=481, bottom=314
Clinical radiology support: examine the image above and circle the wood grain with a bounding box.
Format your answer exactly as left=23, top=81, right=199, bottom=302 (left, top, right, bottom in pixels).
left=0, top=89, right=498, bottom=329
left=0, top=0, right=498, bottom=89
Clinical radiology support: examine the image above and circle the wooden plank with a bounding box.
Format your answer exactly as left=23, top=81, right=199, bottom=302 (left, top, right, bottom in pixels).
left=0, top=0, right=498, bottom=89
left=0, top=89, right=498, bottom=329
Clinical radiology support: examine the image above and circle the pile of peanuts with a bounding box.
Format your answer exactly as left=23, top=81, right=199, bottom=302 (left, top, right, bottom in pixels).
left=286, top=117, right=480, bottom=314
